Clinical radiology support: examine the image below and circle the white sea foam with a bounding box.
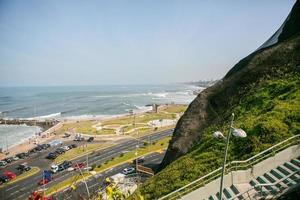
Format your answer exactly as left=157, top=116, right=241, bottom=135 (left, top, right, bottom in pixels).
left=27, top=112, right=62, bottom=120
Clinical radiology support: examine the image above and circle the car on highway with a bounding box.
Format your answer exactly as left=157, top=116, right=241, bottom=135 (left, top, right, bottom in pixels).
left=50, top=165, right=59, bottom=173
left=122, top=167, right=135, bottom=175
left=133, top=157, right=145, bottom=164
left=61, top=160, right=72, bottom=168
left=74, top=162, right=85, bottom=170
left=38, top=178, right=52, bottom=186
left=0, top=174, right=10, bottom=183
left=17, top=163, right=31, bottom=173
left=4, top=171, right=17, bottom=180
left=46, top=152, right=58, bottom=160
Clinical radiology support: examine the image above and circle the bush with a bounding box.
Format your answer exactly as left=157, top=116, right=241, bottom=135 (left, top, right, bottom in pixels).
left=91, top=163, right=96, bottom=170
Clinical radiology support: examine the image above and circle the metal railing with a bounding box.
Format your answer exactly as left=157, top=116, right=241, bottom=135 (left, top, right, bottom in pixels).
left=159, top=134, right=300, bottom=200
left=228, top=169, right=300, bottom=200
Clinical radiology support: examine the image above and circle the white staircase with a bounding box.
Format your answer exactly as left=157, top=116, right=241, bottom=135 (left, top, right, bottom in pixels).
left=207, top=158, right=300, bottom=199
left=159, top=134, right=300, bottom=200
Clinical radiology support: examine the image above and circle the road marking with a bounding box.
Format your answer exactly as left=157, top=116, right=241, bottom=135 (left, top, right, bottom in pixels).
left=5, top=184, right=19, bottom=191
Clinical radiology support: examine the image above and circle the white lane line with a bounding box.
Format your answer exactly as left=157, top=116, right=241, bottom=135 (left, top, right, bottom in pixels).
left=5, top=184, right=19, bottom=191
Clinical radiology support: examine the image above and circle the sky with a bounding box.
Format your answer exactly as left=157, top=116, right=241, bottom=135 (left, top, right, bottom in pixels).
left=0, top=0, right=296, bottom=86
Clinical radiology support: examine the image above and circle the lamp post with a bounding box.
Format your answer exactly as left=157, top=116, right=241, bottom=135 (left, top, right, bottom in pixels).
left=213, top=113, right=247, bottom=200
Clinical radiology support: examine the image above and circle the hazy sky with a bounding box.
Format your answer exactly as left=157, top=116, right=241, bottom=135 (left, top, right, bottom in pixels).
left=0, top=0, right=295, bottom=86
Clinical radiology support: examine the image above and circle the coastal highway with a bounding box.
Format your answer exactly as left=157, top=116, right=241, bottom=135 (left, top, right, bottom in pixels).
left=0, top=129, right=172, bottom=200
left=53, top=151, right=165, bottom=199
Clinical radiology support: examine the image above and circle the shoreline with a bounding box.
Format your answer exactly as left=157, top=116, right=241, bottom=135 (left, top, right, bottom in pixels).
left=0, top=103, right=186, bottom=159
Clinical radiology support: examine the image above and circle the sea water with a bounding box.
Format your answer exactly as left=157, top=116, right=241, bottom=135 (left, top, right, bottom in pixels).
left=0, top=84, right=201, bottom=148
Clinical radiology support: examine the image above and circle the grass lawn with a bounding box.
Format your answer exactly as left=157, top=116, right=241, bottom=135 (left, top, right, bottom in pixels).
left=54, top=143, right=112, bottom=164
left=55, top=104, right=184, bottom=137
left=0, top=167, right=40, bottom=188
left=45, top=137, right=171, bottom=196
left=57, top=121, right=98, bottom=134
left=162, top=104, right=187, bottom=113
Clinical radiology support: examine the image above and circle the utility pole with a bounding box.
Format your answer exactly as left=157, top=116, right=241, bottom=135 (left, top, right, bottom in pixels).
left=77, top=163, right=90, bottom=198
left=43, top=170, right=46, bottom=197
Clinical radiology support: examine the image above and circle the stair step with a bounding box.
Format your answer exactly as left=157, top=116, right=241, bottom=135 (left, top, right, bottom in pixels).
left=271, top=169, right=297, bottom=186
left=264, top=172, right=288, bottom=189
left=208, top=195, right=218, bottom=200
left=257, top=176, right=280, bottom=193
left=285, top=162, right=300, bottom=172
left=224, top=187, right=235, bottom=199
left=250, top=179, right=269, bottom=195
left=291, top=158, right=300, bottom=168
left=230, top=185, right=240, bottom=195
left=278, top=165, right=292, bottom=175
left=278, top=165, right=300, bottom=181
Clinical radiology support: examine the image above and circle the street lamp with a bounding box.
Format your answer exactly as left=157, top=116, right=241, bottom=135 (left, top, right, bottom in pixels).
left=213, top=113, right=247, bottom=200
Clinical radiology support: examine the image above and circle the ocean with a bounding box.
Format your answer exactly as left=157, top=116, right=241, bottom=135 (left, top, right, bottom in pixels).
left=0, top=84, right=200, bottom=149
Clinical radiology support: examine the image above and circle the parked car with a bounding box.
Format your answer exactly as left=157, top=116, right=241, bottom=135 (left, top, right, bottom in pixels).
left=61, top=146, right=70, bottom=151
left=70, top=144, right=77, bottom=148
left=34, top=145, right=43, bottom=152
left=74, top=136, right=84, bottom=141
left=46, top=152, right=57, bottom=160
left=41, top=144, right=50, bottom=149
left=12, top=156, right=19, bottom=161
left=55, top=148, right=65, bottom=154
left=4, top=171, right=17, bottom=180
left=28, top=148, right=37, bottom=154
left=63, top=133, right=71, bottom=138
left=17, top=163, right=31, bottom=172
left=16, top=153, right=26, bottom=159
left=0, top=160, right=7, bottom=167
left=0, top=175, right=9, bottom=183
left=122, top=167, right=135, bottom=175
left=4, top=157, right=13, bottom=163
left=87, top=137, right=94, bottom=142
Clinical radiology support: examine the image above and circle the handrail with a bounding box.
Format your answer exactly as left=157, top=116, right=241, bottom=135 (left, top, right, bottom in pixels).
left=228, top=169, right=300, bottom=200
left=159, top=134, right=300, bottom=200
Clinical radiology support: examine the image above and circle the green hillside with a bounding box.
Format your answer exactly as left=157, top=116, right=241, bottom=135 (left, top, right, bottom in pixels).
left=131, top=66, right=300, bottom=199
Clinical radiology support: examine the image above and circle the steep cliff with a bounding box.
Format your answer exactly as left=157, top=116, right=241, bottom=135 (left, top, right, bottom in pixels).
left=161, top=0, right=300, bottom=169
left=131, top=1, right=300, bottom=199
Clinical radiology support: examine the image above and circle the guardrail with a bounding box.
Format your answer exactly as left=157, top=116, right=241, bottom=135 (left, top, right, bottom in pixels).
left=159, top=134, right=300, bottom=200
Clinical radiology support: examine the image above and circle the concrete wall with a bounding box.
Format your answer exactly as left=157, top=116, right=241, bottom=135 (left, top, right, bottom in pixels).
left=182, top=145, right=300, bottom=200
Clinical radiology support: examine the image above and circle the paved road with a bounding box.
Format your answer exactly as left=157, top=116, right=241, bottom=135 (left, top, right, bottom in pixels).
left=0, top=130, right=172, bottom=200
left=53, top=151, right=165, bottom=200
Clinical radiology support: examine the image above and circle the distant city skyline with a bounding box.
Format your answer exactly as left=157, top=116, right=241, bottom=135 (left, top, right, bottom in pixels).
left=0, top=0, right=296, bottom=86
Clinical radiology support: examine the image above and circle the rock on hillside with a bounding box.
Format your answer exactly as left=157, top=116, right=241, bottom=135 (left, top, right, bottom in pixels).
left=160, top=0, right=300, bottom=169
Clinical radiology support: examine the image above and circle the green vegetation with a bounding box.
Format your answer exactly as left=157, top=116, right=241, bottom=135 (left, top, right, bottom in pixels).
left=132, top=70, right=300, bottom=199
left=57, top=121, right=98, bottom=134
left=55, top=143, right=111, bottom=164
